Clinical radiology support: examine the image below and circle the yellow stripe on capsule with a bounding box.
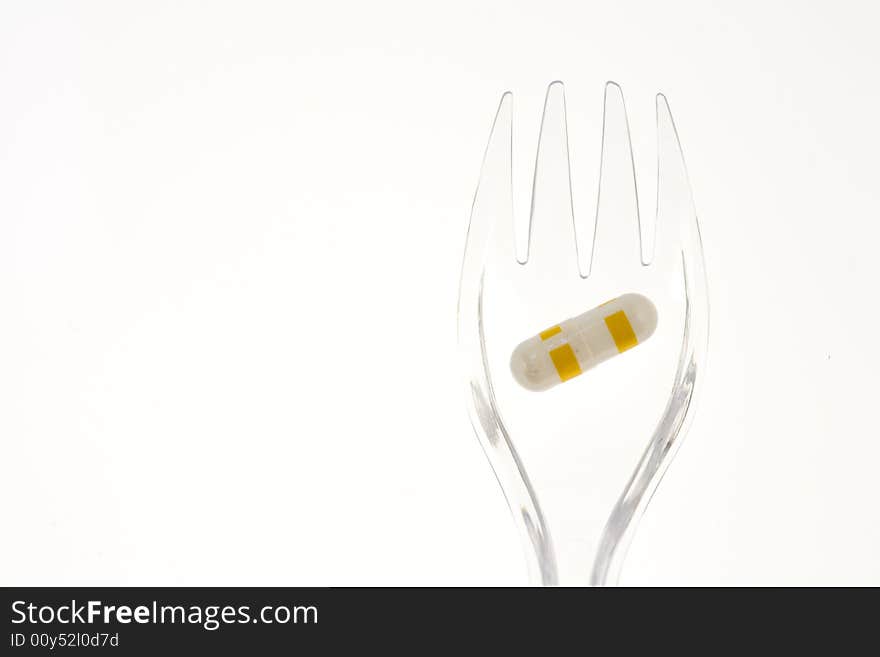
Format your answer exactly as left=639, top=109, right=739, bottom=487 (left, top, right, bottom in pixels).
left=604, top=310, right=638, bottom=353
left=548, top=344, right=582, bottom=382
left=539, top=325, right=562, bottom=341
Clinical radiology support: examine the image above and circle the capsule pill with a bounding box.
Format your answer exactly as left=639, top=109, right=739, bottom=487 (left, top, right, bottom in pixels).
left=510, top=293, right=658, bottom=392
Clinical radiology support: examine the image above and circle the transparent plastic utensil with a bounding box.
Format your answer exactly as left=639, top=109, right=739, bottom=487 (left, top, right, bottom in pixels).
left=457, top=82, right=709, bottom=586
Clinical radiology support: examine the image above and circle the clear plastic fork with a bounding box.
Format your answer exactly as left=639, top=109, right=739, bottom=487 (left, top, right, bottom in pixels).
left=457, top=81, right=709, bottom=586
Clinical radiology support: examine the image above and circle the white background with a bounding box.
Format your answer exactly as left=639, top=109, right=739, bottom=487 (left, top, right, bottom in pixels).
left=2, top=1, right=879, bottom=585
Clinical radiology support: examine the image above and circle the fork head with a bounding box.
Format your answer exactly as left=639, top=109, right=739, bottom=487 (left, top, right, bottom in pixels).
left=458, top=80, right=708, bottom=585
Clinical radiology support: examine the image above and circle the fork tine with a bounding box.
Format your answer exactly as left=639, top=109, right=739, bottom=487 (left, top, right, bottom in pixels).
left=592, top=82, right=644, bottom=271
left=460, top=92, right=514, bottom=270
left=654, top=93, right=699, bottom=266
left=524, top=81, right=578, bottom=272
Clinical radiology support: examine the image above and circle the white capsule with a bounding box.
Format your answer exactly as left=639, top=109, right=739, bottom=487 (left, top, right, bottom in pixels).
left=510, top=293, right=658, bottom=392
